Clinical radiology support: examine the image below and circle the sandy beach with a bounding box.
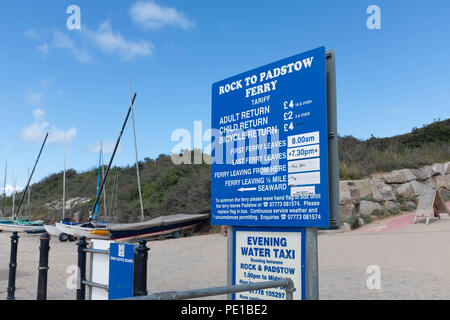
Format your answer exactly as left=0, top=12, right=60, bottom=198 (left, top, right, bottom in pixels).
left=1, top=212, right=450, bottom=300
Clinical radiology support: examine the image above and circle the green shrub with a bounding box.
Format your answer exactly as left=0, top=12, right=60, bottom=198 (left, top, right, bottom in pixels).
left=400, top=203, right=416, bottom=212
left=360, top=214, right=372, bottom=224
left=388, top=207, right=401, bottom=215
left=339, top=118, right=450, bottom=180
left=372, top=209, right=386, bottom=217
left=343, top=213, right=359, bottom=228
left=361, top=196, right=377, bottom=202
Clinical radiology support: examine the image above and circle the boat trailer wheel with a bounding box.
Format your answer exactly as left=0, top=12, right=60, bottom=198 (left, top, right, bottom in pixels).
left=58, top=233, right=68, bottom=242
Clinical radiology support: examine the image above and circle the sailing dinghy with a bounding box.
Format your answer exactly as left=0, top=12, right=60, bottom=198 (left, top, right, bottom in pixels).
left=53, top=147, right=110, bottom=240
left=106, top=83, right=210, bottom=242
left=108, top=213, right=209, bottom=242
left=0, top=133, right=48, bottom=233
left=55, top=221, right=109, bottom=240
left=55, top=92, right=138, bottom=240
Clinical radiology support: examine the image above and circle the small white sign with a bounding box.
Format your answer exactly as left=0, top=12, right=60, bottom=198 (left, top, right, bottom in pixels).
left=287, top=144, right=320, bottom=161
left=288, top=158, right=320, bottom=173
left=288, top=171, right=321, bottom=186
left=291, top=186, right=315, bottom=196
left=118, top=244, right=125, bottom=258
left=288, top=131, right=319, bottom=148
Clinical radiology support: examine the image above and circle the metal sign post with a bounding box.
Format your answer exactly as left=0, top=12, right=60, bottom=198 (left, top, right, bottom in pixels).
left=303, top=50, right=339, bottom=300
left=214, top=47, right=339, bottom=300
left=326, top=50, right=340, bottom=229
left=304, top=227, right=318, bottom=300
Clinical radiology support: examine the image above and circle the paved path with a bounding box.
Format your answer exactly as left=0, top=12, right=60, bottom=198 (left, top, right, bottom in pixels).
left=319, top=210, right=450, bottom=299
left=1, top=210, right=450, bottom=300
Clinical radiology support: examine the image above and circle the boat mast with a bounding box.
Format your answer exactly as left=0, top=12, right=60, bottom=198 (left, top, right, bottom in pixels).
left=108, top=169, right=119, bottom=220
left=93, top=148, right=102, bottom=220
left=90, top=93, right=137, bottom=220
left=1, top=161, right=6, bottom=218
left=129, top=81, right=145, bottom=222
left=14, top=132, right=48, bottom=220
left=100, top=143, right=108, bottom=221
left=62, top=136, right=66, bottom=220
left=27, top=167, right=32, bottom=219
left=11, top=170, right=16, bottom=220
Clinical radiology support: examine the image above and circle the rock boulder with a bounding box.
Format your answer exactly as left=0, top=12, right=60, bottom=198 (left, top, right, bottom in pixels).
left=353, top=179, right=373, bottom=199
left=371, top=180, right=396, bottom=201
left=431, top=163, right=444, bottom=176
left=359, top=200, right=383, bottom=216
left=434, top=175, right=450, bottom=190
left=396, top=182, right=415, bottom=199
left=411, top=166, right=432, bottom=180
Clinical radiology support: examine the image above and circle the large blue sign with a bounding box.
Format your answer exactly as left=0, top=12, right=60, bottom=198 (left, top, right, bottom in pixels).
left=211, top=47, right=329, bottom=227
left=108, top=243, right=135, bottom=300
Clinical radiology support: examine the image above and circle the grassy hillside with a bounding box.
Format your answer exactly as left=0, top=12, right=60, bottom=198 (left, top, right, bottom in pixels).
left=1, top=152, right=211, bottom=223
left=339, top=118, right=450, bottom=180
left=1, top=118, right=448, bottom=223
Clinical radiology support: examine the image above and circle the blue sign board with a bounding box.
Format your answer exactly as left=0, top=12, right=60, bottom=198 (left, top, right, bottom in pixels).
left=232, top=226, right=305, bottom=300
left=108, top=243, right=135, bottom=300
left=211, top=46, right=329, bottom=227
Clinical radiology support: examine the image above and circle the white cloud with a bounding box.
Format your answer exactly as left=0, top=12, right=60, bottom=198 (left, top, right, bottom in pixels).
left=83, top=21, right=153, bottom=61
left=2, top=184, right=24, bottom=197
left=89, top=140, right=121, bottom=155
left=25, top=28, right=93, bottom=63
left=130, top=1, right=194, bottom=30
left=48, top=126, right=77, bottom=144
left=26, top=23, right=152, bottom=63
left=52, top=29, right=75, bottom=49
left=52, top=30, right=94, bottom=63
left=32, top=108, right=46, bottom=118
left=20, top=119, right=49, bottom=142
left=20, top=108, right=77, bottom=144
left=25, top=89, right=44, bottom=107
left=37, top=43, right=50, bottom=57
left=25, top=29, right=39, bottom=41
left=38, top=77, right=54, bottom=89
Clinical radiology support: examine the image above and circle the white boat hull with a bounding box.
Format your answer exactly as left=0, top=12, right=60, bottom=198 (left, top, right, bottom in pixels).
left=55, top=222, right=110, bottom=240
left=44, top=224, right=62, bottom=237
left=0, top=223, right=44, bottom=233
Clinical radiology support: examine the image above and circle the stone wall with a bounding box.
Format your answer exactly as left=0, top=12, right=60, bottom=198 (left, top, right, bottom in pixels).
left=339, top=162, right=450, bottom=220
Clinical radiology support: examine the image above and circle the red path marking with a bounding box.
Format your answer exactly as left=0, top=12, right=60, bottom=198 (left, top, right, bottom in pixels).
left=352, top=213, right=416, bottom=234
left=351, top=201, right=450, bottom=235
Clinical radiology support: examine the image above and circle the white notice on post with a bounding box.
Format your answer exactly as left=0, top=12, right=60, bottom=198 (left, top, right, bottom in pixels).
left=234, top=229, right=304, bottom=300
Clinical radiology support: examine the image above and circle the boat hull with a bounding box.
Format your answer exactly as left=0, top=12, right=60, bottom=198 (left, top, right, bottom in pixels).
left=0, top=223, right=44, bottom=233
left=55, top=222, right=110, bottom=240
left=108, top=214, right=209, bottom=242
left=44, top=224, right=62, bottom=237
left=25, top=226, right=46, bottom=234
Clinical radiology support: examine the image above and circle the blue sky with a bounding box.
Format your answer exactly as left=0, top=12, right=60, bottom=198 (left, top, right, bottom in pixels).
left=0, top=0, right=449, bottom=190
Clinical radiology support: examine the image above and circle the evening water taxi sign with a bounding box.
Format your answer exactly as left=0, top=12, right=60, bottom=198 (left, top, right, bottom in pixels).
left=211, top=47, right=329, bottom=228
